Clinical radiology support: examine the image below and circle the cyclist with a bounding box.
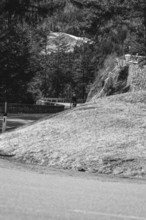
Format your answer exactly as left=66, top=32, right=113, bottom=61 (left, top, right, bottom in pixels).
left=71, top=92, right=77, bottom=108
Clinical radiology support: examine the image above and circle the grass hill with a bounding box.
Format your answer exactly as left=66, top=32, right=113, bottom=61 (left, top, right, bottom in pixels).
left=0, top=91, right=146, bottom=178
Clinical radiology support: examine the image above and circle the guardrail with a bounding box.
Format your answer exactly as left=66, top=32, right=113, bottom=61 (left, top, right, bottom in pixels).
left=117, top=54, right=146, bottom=67
left=37, top=98, right=66, bottom=104
left=37, top=98, right=85, bottom=105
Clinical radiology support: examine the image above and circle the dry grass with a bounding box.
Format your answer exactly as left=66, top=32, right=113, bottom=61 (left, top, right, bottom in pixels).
left=0, top=91, right=146, bottom=178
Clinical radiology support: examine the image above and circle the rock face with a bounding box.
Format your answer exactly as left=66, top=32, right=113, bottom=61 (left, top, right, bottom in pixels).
left=41, top=32, right=92, bottom=54
left=87, top=55, right=146, bottom=102
left=128, top=63, right=146, bottom=92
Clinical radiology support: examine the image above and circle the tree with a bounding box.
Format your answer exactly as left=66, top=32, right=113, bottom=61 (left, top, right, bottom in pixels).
left=0, top=23, right=36, bottom=103
left=0, top=0, right=54, bottom=103
left=2, top=0, right=56, bottom=25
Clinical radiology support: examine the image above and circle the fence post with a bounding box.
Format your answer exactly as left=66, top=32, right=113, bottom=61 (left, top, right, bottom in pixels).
left=2, top=102, right=7, bottom=133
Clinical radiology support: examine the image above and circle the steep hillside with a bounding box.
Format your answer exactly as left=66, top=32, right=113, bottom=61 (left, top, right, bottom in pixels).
left=87, top=55, right=146, bottom=102
left=0, top=91, right=146, bottom=178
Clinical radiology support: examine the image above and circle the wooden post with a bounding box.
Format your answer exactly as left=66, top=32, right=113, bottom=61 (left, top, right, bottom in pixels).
left=2, top=102, right=7, bottom=133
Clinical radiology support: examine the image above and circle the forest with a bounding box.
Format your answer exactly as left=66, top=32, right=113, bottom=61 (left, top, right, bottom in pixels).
left=0, top=0, right=146, bottom=103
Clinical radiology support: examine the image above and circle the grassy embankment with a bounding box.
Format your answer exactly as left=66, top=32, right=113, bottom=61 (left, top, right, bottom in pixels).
left=0, top=91, right=146, bottom=178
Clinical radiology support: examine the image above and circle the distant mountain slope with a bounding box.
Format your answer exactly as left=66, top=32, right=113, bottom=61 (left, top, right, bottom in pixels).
left=41, top=32, right=92, bottom=54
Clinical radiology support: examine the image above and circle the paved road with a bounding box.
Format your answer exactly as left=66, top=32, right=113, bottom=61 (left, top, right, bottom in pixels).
left=0, top=114, right=51, bottom=133
left=0, top=160, right=146, bottom=220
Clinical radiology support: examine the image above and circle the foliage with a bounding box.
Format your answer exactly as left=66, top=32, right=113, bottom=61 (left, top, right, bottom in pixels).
left=0, top=23, right=36, bottom=103
left=1, top=0, right=58, bottom=24
left=0, top=0, right=146, bottom=103
left=29, top=37, right=96, bottom=101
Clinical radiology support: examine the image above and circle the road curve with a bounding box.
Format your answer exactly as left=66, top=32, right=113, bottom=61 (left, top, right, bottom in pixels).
left=0, top=160, right=146, bottom=220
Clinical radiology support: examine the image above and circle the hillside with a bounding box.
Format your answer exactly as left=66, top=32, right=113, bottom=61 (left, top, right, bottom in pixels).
left=1, top=0, right=145, bottom=102
left=0, top=91, right=146, bottom=178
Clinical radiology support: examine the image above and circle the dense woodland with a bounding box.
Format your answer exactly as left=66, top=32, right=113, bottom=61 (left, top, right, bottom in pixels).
left=0, top=0, right=146, bottom=103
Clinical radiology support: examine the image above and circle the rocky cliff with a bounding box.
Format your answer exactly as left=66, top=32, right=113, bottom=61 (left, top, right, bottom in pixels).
left=87, top=55, right=146, bottom=102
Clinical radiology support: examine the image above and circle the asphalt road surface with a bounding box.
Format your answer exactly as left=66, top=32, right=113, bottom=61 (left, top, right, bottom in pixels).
left=0, top=114, right=50, bottom=133
left=0, top=159, right=146, bottom=220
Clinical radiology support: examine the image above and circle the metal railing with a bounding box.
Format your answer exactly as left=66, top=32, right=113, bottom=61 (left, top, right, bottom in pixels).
left=36, top=98, right=85, bottom=105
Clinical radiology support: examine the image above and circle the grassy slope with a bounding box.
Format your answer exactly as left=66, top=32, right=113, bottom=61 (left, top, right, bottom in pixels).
left=0, top=91, right=146, bottom=177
